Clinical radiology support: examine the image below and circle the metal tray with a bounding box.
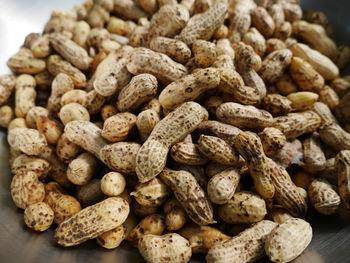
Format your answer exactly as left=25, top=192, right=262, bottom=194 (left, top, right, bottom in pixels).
left=1, top=0, right=350, bottom=262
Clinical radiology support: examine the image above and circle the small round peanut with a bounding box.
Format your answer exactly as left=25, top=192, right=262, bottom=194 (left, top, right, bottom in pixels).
left=60, top=89, right=88, bottom=107
left=131, top=177, right=170, bottom=207
left=24, top=202, right=54, bottom=232
left=96, top=225, right=127, bottom=249
left=59, top=103, right=90, bottom=125
left=192, top=40, right=217, bottom=67
left=67, top=152, right=98, bottom=185
left=101, top=172, right=126, bottom=197
left=101, top=112, right=137, bottom=142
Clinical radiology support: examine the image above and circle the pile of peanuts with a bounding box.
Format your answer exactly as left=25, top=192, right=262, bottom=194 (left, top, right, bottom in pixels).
left=2, top=0, right=350, bottom=262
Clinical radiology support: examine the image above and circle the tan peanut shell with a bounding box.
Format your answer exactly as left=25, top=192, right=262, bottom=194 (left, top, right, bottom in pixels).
left=67, top=152, right=97, bottom=185
left=48, top=73, right=74, bottom=112
left=47, top=55, right=86, bottom=88
left=15, top=74, right=36, bottom=118
left=196, top=120, right=241, bottom=147
left=11, top=154, right=51, bottom=179
left=290, top=57, right=325, bottom=92
left=207, top=168, right=240, bottom=205
left=176, top=3, right=228, bottom=45
left=251, top=7, right=275, bottom=38
left=36, top=116, right=63, bottom=145
left=136, top=102, right=208, bottom=183
left=292, top=20, right=337, bottom=59
left=259, top=49, right=292, bottom=83
left=308, top=178, right=341, bottom=215
left=0, top=105, right=14, bottom=128
left=7, top=48, right=46, bottom=74
left=24, top=202, right=54, bottom=232
left=290, top=43, right=339, bottom=80
left=49, top=33, right=90, bottom=70
left=117, top=74, right=158, bottom=112
left=319, top=123, right=350, bottom=151
left=127, top=47, right=188, bottom=85
left=96, top=225, right=127, bottom=249
left=25, top=106, right=49, bottom=128
left=64, top=120, right=107, bottom=158
left=192, top=40, right=217, bottom=67
left=131, top=177, right=170, bottom=207
left=164, top=198, right=187, bottom=230
left=8, top=128, right=47, bottom=156
left=159, top=68, right=220, bottom=110
left=100, top=172, right=126, bottom=197
left=138, top=233, right=192, bottom=263
left=206, top=220, right=277, bottom=263
left=147, top=4, right=189, bottom=41
left=113, top=0, right=147, bottom=20
left=160, top=168, right=215, bottom=225
left=101, top=112, right=136, bottom=142
left=11, top=171, right=46, bottom=209
left=265, top=218, right=313, bottom=263
left=55, top=197, right=129, bottom=247
left=198, top=135, right=239, bottom=166
left=303, top=133, right=326, bottom=174
left=171, top=142, right=208, bottom=165
left=45, top=191, right=82, bottom=224
left=259, top=127, right=286, bottom=156
left=216, top=102, right=274, bottom=130
left=273, top=111, right=322, bottom=139
left=0, top=74, right=16, bottom=106
left=179, top=225, right=230, bottom=254
left=136, top=109, right=160, bottom=141
left=335, top=150, right=350, bottom=209
left=100, top=142, right=141, bottom=174
left=56, top=133, right=82, bottom=163
left=127, top=214, right=166, bottom=246
left=218, top=191, right=267, bottom=224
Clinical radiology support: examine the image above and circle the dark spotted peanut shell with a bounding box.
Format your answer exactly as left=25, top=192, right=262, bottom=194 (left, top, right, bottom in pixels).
left=55, top=197, right=129, bottom=247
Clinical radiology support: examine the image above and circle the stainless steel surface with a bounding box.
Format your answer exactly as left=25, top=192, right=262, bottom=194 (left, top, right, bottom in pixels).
left=1, top=0, right=350, bottom=262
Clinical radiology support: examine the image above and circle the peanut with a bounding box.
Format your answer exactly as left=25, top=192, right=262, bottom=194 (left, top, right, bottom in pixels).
left=159, top=68, right=220, bottom=110
left=216, top=102, right=274, bottom=130
left=47, top=55, right=86, bottom=88
left=138, top=233, right=192, bottom=263
left=251, top=7, right=275, bottom=38
left=265, top=218, right=312, bottom=263
left=0, top=74, right=16, bottom=106
left=259, top=127, right=286, bottom=156
left=96, top=225, right=127, bottom=249
left=7, top=48, right=46, bottom=74
left=259, top=49, right=292, bottom=83
left=171, top=142, right=208, bottom=165
left=55, top=197, right=129, bottom=247
left=11, top=154, right=51, bottom=179
left=67, top=152, right=97, bottom=185
left=49, top=33, right=90, bottom=70
left=24, top=202, right=54, bottom=232
left=76, top=179, right=104, bottom=206
left=136, top=102, right=208, bottom=183
left=302, top=133, right=326, bottom=174
left=218, top=191, right=267, bottom=224
left=176, top=3, right=228, bottom=45
left=117, top=74, right=158, bottom=112
left=160, top=168, right=215, bottom=225
left=0, top=105, right=14, bottom=128
left=131, top=177, right=170, bottom=207
left=308, top=178, right=341, bottom=215
left=273, top=111, right=321, bottom=139
left=56, top=133, right=82, bottom=163
left=11, top=171, right=46, bottom=209
left=15, top=74, right=36, bottom=118
left=206, top=220, right=277, bottom=263
left=101, top=112, right=136, bottom=142
left=164, top=198, right=187, bottom=230
left=180, top=225, right=230, bottom=254
left=127, top=47, right=188, bottom=85
left=127, top=214, right=166, bottom=246
left=335, top=150, right=350, bottom=209
left=8, top=128, right=47, bottom=156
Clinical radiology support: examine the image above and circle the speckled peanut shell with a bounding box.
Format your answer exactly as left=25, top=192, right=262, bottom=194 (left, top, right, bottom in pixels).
left=206, top=220, right=277, bottom=263
left=55, top=197, right=129, bottom=247
left=138, top=233, right=192, bottom=263
left=159, top=168, right=215, bottom=225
